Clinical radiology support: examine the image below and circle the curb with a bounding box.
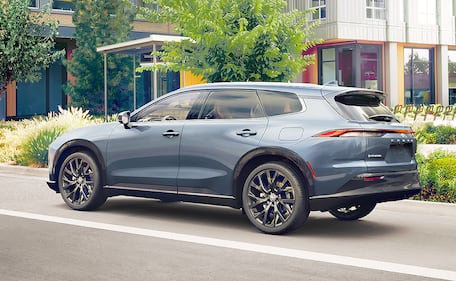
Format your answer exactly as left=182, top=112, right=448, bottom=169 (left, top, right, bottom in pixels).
left=0, top=163, right=48, bottom=178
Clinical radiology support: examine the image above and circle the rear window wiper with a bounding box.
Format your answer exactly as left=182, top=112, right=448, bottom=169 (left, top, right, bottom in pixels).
left=368, top=114, right=398, bottom=122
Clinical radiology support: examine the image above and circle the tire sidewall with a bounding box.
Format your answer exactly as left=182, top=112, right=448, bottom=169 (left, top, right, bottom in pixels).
left=242, top=162, right=309, bottom=234
left=58, top=152, right=105, bottom=211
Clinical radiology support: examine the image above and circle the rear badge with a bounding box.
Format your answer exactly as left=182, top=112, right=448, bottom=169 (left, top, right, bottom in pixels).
left=368, top=154, right=383, bottom=158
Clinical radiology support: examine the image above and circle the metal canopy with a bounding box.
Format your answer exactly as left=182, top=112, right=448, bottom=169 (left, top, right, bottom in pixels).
left=96, top=34, right=188, bottom=121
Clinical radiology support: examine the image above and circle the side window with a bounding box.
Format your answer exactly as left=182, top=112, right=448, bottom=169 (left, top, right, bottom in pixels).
left=201, top=90, right=265, bottom=119
left=134, top=91, right=200, bottom=122
left=257, top=90, right=303, bottom=116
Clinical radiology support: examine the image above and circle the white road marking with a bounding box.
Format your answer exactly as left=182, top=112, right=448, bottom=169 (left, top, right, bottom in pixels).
left=1, top=209, right=455, bottom=281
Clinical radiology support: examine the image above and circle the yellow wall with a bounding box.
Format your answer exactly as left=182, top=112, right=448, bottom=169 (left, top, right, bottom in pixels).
left=180, top=72, right=205, bottom=87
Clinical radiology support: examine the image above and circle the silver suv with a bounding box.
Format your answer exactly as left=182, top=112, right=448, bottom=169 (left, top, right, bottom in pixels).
left=47, top=82, right=421, bottom=234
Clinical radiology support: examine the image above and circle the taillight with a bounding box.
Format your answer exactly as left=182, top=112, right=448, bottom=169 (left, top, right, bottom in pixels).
left=315, top=129, right=414, bottom=137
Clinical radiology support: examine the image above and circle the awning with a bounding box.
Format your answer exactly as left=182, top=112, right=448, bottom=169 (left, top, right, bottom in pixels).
left=97, top=34, right=188, bottom=121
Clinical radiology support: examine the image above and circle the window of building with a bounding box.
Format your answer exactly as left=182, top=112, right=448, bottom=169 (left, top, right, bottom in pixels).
left=52, top=0, right=75, bottom=11
left=417, top=0, right=436, bottom=25
left=404, top=48, right=435, bottom=104
left=310, top=0, right=326, bottom=20
left=448, top=50, right=456, bottom=105
left=29, top=0, right=38, bottom=8
left=366, top=0, right=385, bottom=20
left=318, top=44, right=382, bottom=90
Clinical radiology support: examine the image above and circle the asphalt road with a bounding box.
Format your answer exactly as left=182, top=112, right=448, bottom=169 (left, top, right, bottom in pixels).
left=0, top=165, right=455, bottom=281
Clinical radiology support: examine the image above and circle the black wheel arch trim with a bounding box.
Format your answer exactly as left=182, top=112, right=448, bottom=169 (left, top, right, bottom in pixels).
left=232, top=146, right=315, bottom=208
left=50, top=139, right=107, bottom=188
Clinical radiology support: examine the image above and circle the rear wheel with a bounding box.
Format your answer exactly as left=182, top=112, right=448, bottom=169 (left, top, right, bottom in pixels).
left=58, top=151, right=107, bottom=211
left=242, top=162, right=309, bottom=234
left=329, top=202, right=376, bottom=221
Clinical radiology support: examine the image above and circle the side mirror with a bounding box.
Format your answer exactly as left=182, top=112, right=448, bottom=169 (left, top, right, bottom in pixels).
left=118, top=111, right=131, bottom=128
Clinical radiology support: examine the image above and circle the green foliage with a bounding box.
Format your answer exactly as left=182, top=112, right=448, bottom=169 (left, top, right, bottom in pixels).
left=416, top=151, right=456, bottom=203
left=17, top=126, right=65, bottom=167
left=415, top=124, right=456, bottom=144
left=0, top=107, right=100, bottom=167
left=138, top=0, right=321, bottom=82
left=0, top=0, right=64, bottom=93
left=65, top=0, right=135, bottom=115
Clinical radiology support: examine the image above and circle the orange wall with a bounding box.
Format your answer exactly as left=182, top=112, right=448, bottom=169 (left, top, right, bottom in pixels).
left=6, top=81, right=16, bottom=117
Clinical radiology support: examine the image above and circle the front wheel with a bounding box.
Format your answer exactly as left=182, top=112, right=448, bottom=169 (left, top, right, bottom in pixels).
left=58, top=151, right=107, bottom=211
left=329, top=202, right=376, bottom=221
left=242, top=162, right=309, bottom=235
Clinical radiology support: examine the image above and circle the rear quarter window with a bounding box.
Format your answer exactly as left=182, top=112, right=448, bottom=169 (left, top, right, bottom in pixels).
left=257, top=90, right=303, bottom=116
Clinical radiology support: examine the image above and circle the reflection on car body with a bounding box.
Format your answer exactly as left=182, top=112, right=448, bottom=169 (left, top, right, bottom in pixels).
left=47, top=82, right=421, bottom=234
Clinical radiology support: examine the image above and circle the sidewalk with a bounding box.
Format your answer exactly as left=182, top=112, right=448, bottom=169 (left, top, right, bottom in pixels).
left=0, top=163, right=48, bottom=178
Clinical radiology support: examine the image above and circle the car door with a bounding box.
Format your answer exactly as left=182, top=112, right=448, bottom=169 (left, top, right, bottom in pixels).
left=178, top=89, right=268, bottom=197
left=106, top=91, right=201, bottom=193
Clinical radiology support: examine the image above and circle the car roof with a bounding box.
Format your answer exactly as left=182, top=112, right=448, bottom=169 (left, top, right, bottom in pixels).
left=175, top=82, right=382, bottom=97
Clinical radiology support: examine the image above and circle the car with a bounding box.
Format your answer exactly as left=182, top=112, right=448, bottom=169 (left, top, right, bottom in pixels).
left=47, top=82, right=421, bottom=234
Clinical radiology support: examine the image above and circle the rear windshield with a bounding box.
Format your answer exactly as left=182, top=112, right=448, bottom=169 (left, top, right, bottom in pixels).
left=334, top=93, right=398, bottom=123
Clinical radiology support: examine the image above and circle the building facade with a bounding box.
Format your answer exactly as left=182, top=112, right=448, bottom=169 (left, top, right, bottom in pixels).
left=1, top=0, right=177, bottom=120
left=296, top=0, right=456, bottom=106
left=3, top=0, right=456, bottom=119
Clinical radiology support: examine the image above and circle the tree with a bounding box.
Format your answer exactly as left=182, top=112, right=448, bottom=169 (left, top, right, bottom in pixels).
left=138, top=0, right=320, bottom=82
left=65, top=0, right=135, bottom=115
left=0, top=0, right=64, bottom=109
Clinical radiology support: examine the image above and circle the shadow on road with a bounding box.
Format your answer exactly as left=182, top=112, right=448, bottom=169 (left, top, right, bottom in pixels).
left=85, top=197, right=401, bottom=238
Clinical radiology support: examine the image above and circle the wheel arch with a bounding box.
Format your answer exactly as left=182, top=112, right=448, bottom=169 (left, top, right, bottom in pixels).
left=51, top=139, right=107, bottom=187
left=232, top=147, right=315, bottom=208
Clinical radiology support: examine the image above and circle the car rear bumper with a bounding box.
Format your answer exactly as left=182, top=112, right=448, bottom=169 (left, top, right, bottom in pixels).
left=309, top=170, right=421, bottom=211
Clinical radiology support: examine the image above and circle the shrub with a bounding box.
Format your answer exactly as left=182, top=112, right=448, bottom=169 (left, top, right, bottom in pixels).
left=415, top=124, right=456, bottom=144
left=0, top=107, right=100, bottom=167
left=416, top=151, right=456, bottom=203
left=16, top=126, right=66, bottom=167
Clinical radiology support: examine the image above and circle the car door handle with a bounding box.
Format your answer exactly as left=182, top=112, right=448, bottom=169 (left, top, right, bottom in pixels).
left=162, top=130, right=180, bottom=138
left=236, top=129, right=257, bottom=137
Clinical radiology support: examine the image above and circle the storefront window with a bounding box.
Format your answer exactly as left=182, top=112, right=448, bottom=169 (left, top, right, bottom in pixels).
left=360, top=45, right=380, bottom=89
left=448, top=50, right=456, bottom=105
left=321, top=48, right=336, bottom=85
left=318, top=44, right=382, bottom=90
left=404, top=48, right=435, bottom=104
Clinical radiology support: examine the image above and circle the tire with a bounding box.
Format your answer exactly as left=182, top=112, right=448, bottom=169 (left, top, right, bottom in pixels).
left=242, top=162, right=309, bottom=234
left=329, top=202, right=376, bottom=221
left=58, top=151, right=107, bottom=211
